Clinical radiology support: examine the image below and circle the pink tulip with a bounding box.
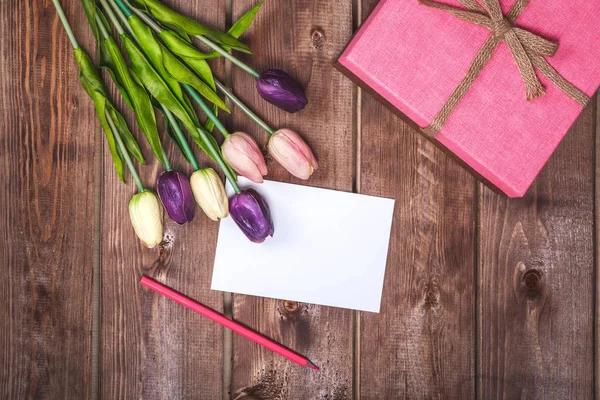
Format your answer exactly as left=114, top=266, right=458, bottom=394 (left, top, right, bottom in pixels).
left=268, top=129, right=318, bottom=180
left=221, top=132, right=268, bottom=183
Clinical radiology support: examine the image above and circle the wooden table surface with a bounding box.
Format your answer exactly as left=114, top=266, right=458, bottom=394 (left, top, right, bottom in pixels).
left=1, top=0, right=598, bottom=399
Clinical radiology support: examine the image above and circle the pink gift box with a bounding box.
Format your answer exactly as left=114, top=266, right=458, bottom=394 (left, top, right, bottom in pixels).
left=338, top=0, right=600, bottom=197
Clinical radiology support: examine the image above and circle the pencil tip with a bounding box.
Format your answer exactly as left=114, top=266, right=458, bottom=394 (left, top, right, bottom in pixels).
left=308, top=362, right=319, bottom=371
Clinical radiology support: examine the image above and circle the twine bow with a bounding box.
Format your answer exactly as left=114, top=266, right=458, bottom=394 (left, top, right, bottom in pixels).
left=419, top=0, right=589, bottom=136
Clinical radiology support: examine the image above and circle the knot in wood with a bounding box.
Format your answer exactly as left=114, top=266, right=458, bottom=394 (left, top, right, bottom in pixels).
left=283, top=300, right=298, bottom=313
left=311, top=27, right=324, bottom=49
left=157, top=233, right=173, bottom=260
left=423, top=280, right=440, bottom=310
left=521, top=269, right=543, bottom=298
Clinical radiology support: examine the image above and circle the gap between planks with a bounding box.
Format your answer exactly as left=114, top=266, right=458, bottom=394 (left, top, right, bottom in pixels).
left=351, top=0, right=362, bottom=399
left=595, top=94, right=599, bottom=399
left=475, top=183, right=482, bottom=399
left=352, top=85, right=362, bottom=400
left=90, top=74, right=104, bottom=400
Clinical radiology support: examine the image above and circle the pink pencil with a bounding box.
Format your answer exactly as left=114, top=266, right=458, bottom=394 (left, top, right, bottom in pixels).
left=140, top=276, right=319, bottom=370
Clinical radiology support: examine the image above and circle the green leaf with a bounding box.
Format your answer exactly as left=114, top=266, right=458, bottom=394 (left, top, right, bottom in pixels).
left=129, top=15, right=229, bottom=113
left=204, top=104, right=218, bottom=133
left=79, top=7, right=147, bottom=164
left=120, top=24, right=231, bottom=171
left=161, top=20, right=192, bottom=43
left=159, top=108, right=193, bottom=164
left=160, top=30, right=215, bottom=89
left=81, top=0, right=100, bottom=46
left=160, top=43, right=228, bottom=111
left=103, top=36, right=165, bottom=162
left=229, top=2, right=262, bottom=39
left=191, top=126, right=220, bottom=163
left=100, top=47, right=134, bottom=109
left=131, top=18, right=201, bottom=126
left=123, top=33, right=197, bottom=132
left=96, top=102, right=125, bottom=182
left=202, top=2, right=262, bottom=59
left=185, top=58, right=215, bottom=90
left=132, top=0, right=251, bottom=53
left=109, top=106, right=145, bottom=163
left=151, top=97, right=194, bottom=164
left=74, top=47, right=144, bottom=181
left=80, top=5, right=136, bottom=109
left=122, top=32, right=227, bottom=167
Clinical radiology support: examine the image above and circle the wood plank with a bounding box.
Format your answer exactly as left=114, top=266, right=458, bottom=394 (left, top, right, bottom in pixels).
left=358, top=110, right=478, bottom=399
left=478, top=100, right=596, bottom=399
left=100, top=1, right=227, bottom=398
left=356, top=0, right=478, bottom=396
left=596, top=94, right=600, bottom=400
left=228, top=1, right=355, bottom=398
left=0, top=0, right=96, bottom=398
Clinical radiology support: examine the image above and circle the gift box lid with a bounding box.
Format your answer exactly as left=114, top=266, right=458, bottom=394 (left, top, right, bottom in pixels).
left=338, top=0, right=600, bottom=197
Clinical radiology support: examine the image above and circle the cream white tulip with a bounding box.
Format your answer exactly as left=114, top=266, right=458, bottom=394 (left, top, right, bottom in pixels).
left=129, top=190, right=164, bottom=248
left=190, top=168, right=229, bottom=221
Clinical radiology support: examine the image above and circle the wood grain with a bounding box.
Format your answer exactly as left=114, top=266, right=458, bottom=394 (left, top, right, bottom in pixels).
left=356, top=0, right=478, bottom=396
left=99, top=1, right=227, bottom=398
left=227, top=1, right=355, bottom=399
left=0, top=0, right=96, bottom=398
left=356, top=3, right=477, bottom=399
left=3, top=0, right=600, bottom=399
left=478, top=100, right=596, bottom=399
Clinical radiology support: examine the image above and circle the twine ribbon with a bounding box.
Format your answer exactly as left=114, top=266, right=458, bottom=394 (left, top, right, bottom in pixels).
left=419, top=0, right=589, bottom=136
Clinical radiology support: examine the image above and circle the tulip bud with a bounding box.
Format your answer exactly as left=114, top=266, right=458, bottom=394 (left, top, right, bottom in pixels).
left=221, top=132, right=268, bottom=183
left=129, top=190, right=164, bottom=248
left=190, top=168, right=229, bottom=221
left=268, top=129, right=318, bottom=180
left=157, top=170, right=196, bottom=224
left=256, top=69, right=308, bottom=113
left=230, top=189, right=274, bottom=243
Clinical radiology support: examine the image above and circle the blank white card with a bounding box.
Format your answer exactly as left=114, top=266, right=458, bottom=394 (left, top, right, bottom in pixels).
left=211, top=178, right=395, bottom=312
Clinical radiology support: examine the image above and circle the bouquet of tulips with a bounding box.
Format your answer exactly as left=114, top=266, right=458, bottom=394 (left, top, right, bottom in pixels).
left=51, top=0, right=318, bottom=246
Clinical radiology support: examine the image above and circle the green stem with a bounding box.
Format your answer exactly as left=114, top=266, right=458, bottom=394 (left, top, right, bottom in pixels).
left=95, top=14, right=110, bottom=40
left=112, top=0, right=133, bottom=18
left=100, top=0, right=125, bottom=35
left=107, top=0, right=136, bottom=38
left=161, top=152, right=172, bottom=171
left=161, top=105, right=200, bottom=170
left=106, top=109, right=145, bottom=191
left=183, top=84, right=230, bottom=138
left=194, top=35, right=260, bottom=79
left=196, top=126, right=241, bottom=193
left=214, top=79, right=275, bottom=135
left=51, top=0, right=79, bottom=49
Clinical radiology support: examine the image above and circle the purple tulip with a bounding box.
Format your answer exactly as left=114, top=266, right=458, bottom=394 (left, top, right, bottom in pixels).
left=230, top=189, right=274, bottom=243
left=256, top=69, right=308, bottom=113
left=157, top=171, right=196, bottom=224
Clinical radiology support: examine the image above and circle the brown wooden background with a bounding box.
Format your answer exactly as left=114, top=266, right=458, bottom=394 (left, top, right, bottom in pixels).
left=0, top=0, right=597, bottom=399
